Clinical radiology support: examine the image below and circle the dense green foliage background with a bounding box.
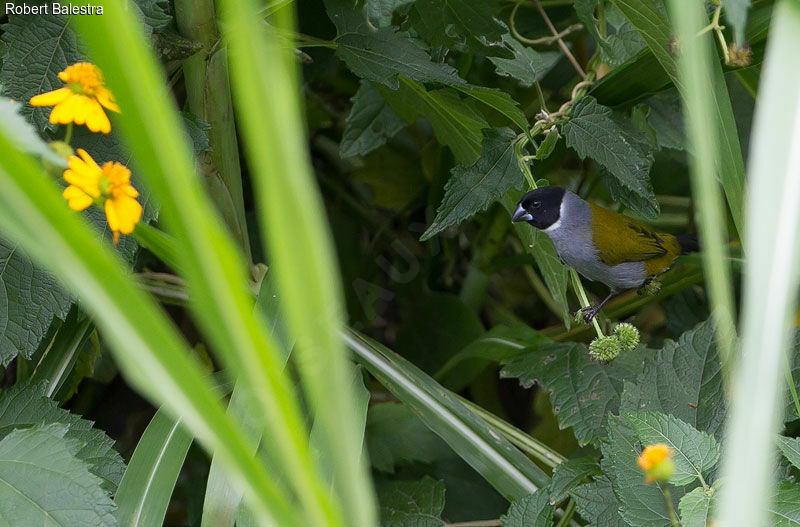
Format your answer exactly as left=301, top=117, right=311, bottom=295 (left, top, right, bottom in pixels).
left=0, top=0, right=799, bottom=525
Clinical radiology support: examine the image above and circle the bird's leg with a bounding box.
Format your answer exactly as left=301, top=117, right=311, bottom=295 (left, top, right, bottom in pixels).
left=579, top=291, right=615, bottom=323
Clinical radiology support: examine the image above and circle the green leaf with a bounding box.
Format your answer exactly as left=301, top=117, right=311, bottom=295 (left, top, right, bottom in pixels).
left=341, top=81, right=406, bottom=158
left=0, top=380, right=125, bottom=491
left=500, top=489, right=554, bottom=527
left=114, top=408, right=193, bottom=526
left=380, top=78, right=487, bottom=165
left=366, top=402, right=452, bottom=473
left=770, top=482, right=800, bottom=526
left=421, top=128, right=523, bottom=240
left=353, top=146, right=426, bottom=210
left=454, top=86, right=528, bottom=131
left=435, top=324, right=547, bottom=392
left=366, top=0, right=415, bottom=28
left=620, top=319, right=726, bottom=437
left=679, top=486, right=717, bottom=527
left=535, top=130, right=559, bottom=160
left=610, top=0, right=746, bottom=239
left=501, top=342, right=643, bottom=446
left=571, top=475, right=627, bottom=527
left=725, top=0, right=751, bottom=45
left=602, top=415, right=682, bottom=527
left=345, top=329, right=551, bottom=499
left=575, top=0, right=646, bottom=67
left=410, top=0, right=507, bottom=55
left=0, top=97, right=65, bottom=166
left=777, top=436, right=800, bottom=471
left=562, top=96, right=657, bottom=215
left=645, top=90, right=684, bottom=150
left=182, top=111, right=213, bottom=154
left=548, top=457, right=602, bottom=503
left=335, top=29, right=467, bottom=90
left=0, top=239, right=72, bottom=366
left=378, top=476, right=446, bottom=527
left=0, top=423, right=115, bottom=526
left=623, top=411, right=720, bottom=486
left=489, top=33, right=560, bottom=88
left=29, top=308, right=93, bottom=400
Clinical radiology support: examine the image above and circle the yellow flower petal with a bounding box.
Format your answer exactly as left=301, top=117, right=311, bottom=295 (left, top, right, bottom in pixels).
left=30, top=87, right=72, bottom=107
left=95, top=88, right=120, bottom=113
left=84, top=99, right=111, bottom=134
left=49, top=95, right=80, bottom=125
left=105, top=194, right=142, bottom=241
left=62, top=185, right=93, bottom=211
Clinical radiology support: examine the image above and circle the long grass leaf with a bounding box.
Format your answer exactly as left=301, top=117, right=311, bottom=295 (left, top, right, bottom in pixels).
left=715, top=2, right=800, bottom=524
left=0, top=135, right=296, bottom=526
left=344, top=329, right=550, bottom=498
left=219, top=3, right=377, bottom=525
left=72, top=5, right=336, bottom=524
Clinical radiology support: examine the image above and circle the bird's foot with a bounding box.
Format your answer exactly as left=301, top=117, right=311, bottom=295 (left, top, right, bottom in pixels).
left=579, top=305, right=601, bottom=323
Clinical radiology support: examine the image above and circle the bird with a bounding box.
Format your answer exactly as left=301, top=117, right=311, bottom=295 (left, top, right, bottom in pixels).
left=511, top=186, right=698, bottom=322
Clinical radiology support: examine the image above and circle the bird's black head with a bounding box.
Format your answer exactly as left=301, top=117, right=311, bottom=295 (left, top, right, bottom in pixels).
left=511, top=186, right=566, bottom=230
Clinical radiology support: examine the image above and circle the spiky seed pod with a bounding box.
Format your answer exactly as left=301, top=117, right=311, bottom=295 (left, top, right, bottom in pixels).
left=614, top=323, right=640, bottom=353
left=589, top=336, right=621, bottom=362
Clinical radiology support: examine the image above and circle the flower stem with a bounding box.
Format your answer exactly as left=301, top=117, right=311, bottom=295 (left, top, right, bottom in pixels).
left=662, top=488, right=681, bottom=527
left=531, top=0, right=586, bottom=79
left=555, top=499, right=577, bottom=527
left=63, top=123, right=73, bottom=145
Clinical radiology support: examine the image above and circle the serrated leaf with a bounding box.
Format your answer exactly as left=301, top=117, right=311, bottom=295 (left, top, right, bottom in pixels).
left=421, top=128, right=522, bottom=240
left=620, top=319, right=726, bottom=437
left=182, top=111, right=213, bottom=154
left=489, top=33, right=560, bottom=87
left=500, top=342, right=643, bottom=446
left=378, top=476, right=446, bottom=527
left=410, top=0, right=507, bottom=56
left=603, top=415, right=682, bottom=527
left=0, top=239, right=71, bottom=366
left=548, top=457, right=602, bottom=503
left=500, top=489, right=553, bottom=527
left=562, top=96, right=657, bottom=214
left=380, top=78, right=487, bottom=165
left=777, top=436, right=800, bottom=471
left=770, top=482, right=800, bottom=526
left=366, top=0, right=415, bottom=28
left=0, top=423, right=116, bottom=526
left=574, top=0, right=646, bottom=67
left=571, top=475, right=627, bottom=527
left=454, top=87, right=528, bottom=131
left=335, top=28, right=467, bottom=91
left=0, top=381, right=125, bottom=491
left=0, top=97, right=65, bottom=166
left=341, top=81, right=406, bottom=158
left=366, top=402, right=452, bottom=473
left=679, top=486, right=716, bottom=527
left=646, top=90, right=685, bottom=150
left=623, top=411, right=720, bottom=486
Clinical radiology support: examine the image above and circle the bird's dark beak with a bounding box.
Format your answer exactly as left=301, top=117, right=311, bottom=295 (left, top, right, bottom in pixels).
left=512, top=204, right=533, bottom=223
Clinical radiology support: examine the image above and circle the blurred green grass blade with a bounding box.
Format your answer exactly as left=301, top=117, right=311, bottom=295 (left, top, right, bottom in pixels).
left=665, top=0, right=738, bottom=382
left=202, top=274, right=292, bottom=527
left=0, top=136, right=296, bottom=526
left=114, top=409, right=193, bottom=526
left=611, top=0, right=746, bottom=240
left=73, top=6, right=336, bottom=524
left=133, top=223, right=180, bottom=271
left=220, top=2, right=377, bottom=525
left=344, top=329, right=551, bottom=498
left=716, top=2, right=800, bottom=524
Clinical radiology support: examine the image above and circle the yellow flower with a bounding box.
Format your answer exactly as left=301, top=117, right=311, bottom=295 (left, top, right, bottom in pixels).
left=63, top=149, right=142, bottom=244
left=637, top=443, right=675, bottom=483
left=30, top=62, right=119, bottom=134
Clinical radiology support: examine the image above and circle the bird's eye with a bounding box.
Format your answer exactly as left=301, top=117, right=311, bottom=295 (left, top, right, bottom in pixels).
left=532, top=201, right=542, bottom=209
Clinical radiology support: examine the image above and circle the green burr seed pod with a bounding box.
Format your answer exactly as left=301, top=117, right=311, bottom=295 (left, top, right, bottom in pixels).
left=589, top=336, right=621, bottom=362
left=614, top=322, right=640, bottom=352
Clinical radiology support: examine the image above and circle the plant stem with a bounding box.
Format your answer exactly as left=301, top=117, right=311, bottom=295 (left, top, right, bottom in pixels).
left=63, top=122, right=73, bottom=145
left=555, top=499, right=577, bottom=527
left=783, top=354, right=800, bottom=422
left=531, top=0, right=586, bottom=78
left=175, top=0, right=252, bottom=262
left=662, top=488, right=680, bottom=527
left=570, top=269, right=604, bottom=338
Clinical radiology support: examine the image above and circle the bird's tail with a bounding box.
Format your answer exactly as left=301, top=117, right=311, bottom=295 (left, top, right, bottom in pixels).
left=675, top=234, right=700, bottom=254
